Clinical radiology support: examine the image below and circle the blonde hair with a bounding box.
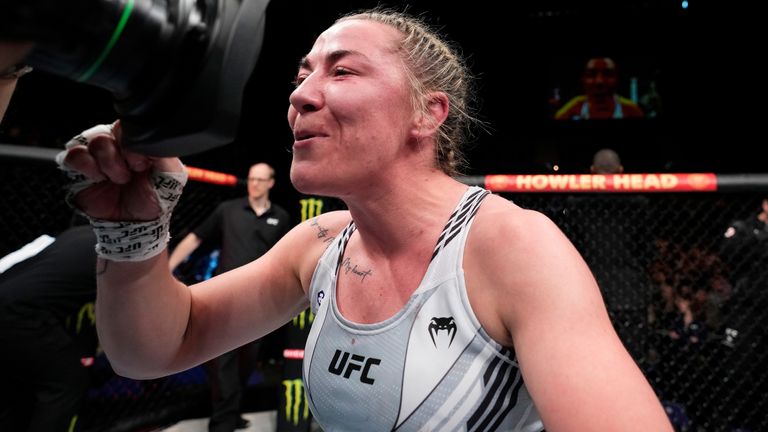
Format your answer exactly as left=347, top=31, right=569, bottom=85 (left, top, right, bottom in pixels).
left=337, top=8, right=479, bottom=176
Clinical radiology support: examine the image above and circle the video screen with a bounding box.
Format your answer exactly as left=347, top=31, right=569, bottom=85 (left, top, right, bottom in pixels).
left=548, top=55, right=663, bottom=121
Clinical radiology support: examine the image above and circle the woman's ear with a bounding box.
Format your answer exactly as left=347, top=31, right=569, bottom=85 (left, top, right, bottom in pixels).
left=412, top=92, right=449, bottom=139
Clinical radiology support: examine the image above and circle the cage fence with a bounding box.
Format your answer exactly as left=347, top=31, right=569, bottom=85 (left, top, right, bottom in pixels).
left=2, top=157, right=766, bottom=431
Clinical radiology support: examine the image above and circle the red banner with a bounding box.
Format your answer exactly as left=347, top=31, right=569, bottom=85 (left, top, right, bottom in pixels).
left=484, top=173, right=718, bottom=193
left=186, top=166, right=239, bottom=186
left=283, top=349, right=305, bottom=360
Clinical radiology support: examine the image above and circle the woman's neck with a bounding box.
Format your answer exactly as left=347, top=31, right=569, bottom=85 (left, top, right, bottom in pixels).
left=345, top=174, right=467, bottom=256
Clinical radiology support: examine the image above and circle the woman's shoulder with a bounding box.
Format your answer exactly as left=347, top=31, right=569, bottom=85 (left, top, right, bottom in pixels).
left=469, top=193, right=575, bottom=268
left=464, top=194, right=579, bottom=345
left=473, top=193, right=556, bottom=237
left=286, top=210, right=353, bottom=253
left=260, top=210, right=352, bottom=295
left=303, top=210, right=353, bottom=232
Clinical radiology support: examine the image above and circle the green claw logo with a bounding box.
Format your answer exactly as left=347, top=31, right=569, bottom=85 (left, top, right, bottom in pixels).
left=291, top=310, right=315, bottom=330
left=300, top=198, right=324, bottom=221
left=282, top=379, right=309, bottom=425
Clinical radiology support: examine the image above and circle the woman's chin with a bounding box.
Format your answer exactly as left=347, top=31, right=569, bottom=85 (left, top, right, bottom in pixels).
left=290, top=169, right=326, bottom=196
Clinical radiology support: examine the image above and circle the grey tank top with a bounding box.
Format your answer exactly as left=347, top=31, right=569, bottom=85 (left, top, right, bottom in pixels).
left=304, top=187, right=543, bottom=431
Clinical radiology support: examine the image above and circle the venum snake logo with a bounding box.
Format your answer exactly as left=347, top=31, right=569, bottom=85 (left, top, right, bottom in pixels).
left=429, top=317, right=457, bottom=348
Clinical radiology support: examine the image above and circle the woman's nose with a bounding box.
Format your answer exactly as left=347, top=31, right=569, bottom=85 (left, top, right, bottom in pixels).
left=289, top=75, right=323, bottom=114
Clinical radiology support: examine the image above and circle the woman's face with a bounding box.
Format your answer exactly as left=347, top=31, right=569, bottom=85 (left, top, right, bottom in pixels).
left=287, top=19, right=418, bottom=196
left=583, top=57, right=618, bottom=100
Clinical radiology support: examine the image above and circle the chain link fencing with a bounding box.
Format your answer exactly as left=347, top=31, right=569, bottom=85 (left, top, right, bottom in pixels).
left=2, top=156, right=766, bottom=431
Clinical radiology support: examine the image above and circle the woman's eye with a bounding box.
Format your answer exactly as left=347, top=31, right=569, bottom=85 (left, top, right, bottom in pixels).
left=293, top=75, right=307, bottom=87
left=333, top=67, right=351, bottom=76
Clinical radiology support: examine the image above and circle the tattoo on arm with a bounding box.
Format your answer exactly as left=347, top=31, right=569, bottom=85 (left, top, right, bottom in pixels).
left=310, top=218, right=335, bottom=244
left=96, top=258, right=109, bottom=276
left=341, top=257, right=373, bottom=283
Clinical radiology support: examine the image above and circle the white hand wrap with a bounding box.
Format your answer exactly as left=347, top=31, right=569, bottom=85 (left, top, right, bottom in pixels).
left=56, top=124, right=189, bottom=262
left=89, top=170, right=187, bottom=261
left=55, top=124, right=114, bottom=208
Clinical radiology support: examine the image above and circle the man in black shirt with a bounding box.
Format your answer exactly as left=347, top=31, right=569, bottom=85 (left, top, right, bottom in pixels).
left=169, top=162, right=291, bottom=432
left=0, top=225, right=98, bottom=432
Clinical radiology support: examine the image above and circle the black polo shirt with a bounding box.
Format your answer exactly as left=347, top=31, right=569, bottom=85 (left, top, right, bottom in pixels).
left=193, top=197, right=291, bottom=274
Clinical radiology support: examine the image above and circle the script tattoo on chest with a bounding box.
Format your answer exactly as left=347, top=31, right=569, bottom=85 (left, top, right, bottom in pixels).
left=310, top=218, right=335, bottom=244
left=341, top=257, right=373, bottom=283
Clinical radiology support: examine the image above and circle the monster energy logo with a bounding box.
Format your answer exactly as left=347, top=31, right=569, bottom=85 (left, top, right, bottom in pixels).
left=300, top=198, right=324, bottom=222
left=67, top=414, right=79, bottom=432
left=291, top=309, right=315, bottom=330
left=282, top=379, right=309, bottom=425
left=77, top=302, right=96, bottom=333
left=65, top=302, right=96, bottom=334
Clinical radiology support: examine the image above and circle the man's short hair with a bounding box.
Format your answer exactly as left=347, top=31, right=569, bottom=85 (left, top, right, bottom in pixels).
left=591, top=148, right=623, bottom=174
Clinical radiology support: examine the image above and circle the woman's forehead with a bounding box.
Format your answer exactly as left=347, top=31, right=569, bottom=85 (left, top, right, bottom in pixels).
left=307, top=20, right=401, bottom=61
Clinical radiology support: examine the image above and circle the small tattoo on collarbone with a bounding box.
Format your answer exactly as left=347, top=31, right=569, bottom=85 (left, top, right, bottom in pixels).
left=341, top=257, right=373, bottom=283
left=310, top=218, right=335, bottom=243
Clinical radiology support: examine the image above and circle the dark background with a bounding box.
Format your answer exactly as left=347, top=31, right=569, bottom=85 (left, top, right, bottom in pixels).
left=1, top=0, right=763, bottom=207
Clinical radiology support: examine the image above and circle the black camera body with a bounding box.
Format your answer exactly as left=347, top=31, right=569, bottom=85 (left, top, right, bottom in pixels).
left=0, top=0, right=269, bottom=156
